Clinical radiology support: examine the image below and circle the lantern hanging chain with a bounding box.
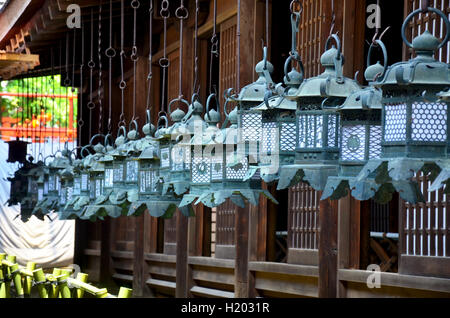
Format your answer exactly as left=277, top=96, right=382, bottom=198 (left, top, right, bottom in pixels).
left=79, top=16, right=85, bottom=146
left=175, top=0, right=188, bottom=102
left=159, top=0, right=170, bottom=113
left=329, top=0, right=335, bottom=36
left=98, top=2, right=103, bottom=135
left=421, top=0, right=429, bottom=13
left=65, top=33, right=71, bottom=87
left=265, top=0, right=269, bottom=49
left=209, top=0, right=218, bottom=95
left=88, top=8, right=96, bottom=140
left=119, top=0, right=126, bottom=128
left=72, top=28, right=76, bottom=93
left=106, top=0, right=116, bottom=134
left=236, top=0, right=240, bottom=94
left=131, top=0, right=140, bottom=122
left=192, top=0, right=199, bottom=95
left=146, top=0, right=154, bottom=113
left=370, top=0, right=390, bottom=46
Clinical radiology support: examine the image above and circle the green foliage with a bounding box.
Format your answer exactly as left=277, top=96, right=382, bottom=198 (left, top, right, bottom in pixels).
left=0, top=75, right=77, bottom=129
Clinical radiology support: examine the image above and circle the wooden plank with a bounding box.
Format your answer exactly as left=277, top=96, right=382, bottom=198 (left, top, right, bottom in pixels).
left=215, top=244, right=236, bottom=260
left=110, top=250, right=133, bottom=259
left=338, top=268, right=450, bottom=294
left=249, top=261, right=319, bottom=278
left=188, top=256, right=235, bottom=269
left=253, top=271, right=318, bottom=298
left=83, top=249, right=100, bottom=257
left=399, top=255, right=450, bottom=279
left=190, top=286, right=234, bottom=298
left=360, top=200, right=370, bottom=269
left=148, top=264, right=177, bottom=278
left=191, top=268, right=235, bottom=286
left=287, top=249, right=319, bottom=266
left=144, top=253, right=176, bottom=263
left=234, top=198, right=250, bottom=298
left=112, top=273, right=133, bottom=282
left=146, top=278, right=176, bottom=290
left=318, top=196, right=338, bottom=298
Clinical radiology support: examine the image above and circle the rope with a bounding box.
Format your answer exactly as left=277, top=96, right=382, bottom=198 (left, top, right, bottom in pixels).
left=159, top=0, right=170, bottom=113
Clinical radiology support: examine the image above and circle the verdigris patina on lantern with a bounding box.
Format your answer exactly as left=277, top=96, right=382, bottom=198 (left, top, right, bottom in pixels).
left=356, top=7, right=450, bottom=204
left=277, top=34, right=361, bottom=191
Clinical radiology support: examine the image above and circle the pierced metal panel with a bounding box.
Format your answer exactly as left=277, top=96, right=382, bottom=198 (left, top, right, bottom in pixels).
left=104, top=168, right=114, bottom=188
left=281, top=123, right=296, bottom=151
left=369, top=125, right=382, bottom=159
left=327, top=115, right=339, bottom=147
left=126, top=161, right=139, bottom=182
left=242, top=113, right=262, bottom=142
left=211, top=157, right=224, bottom=181
left=44, top=181, right=48, bottom=195
left=411, top=102, right=447, bottom=142
left=160, top=148, right=170, bottom=168
left=38, top=188, right=44, bottom=201
left=298, top=114, right=323, bottom=149
left=67, top=186, right=73, bottom=202
left=48, top=175, right=55, bottom=191
left=81, top=173, right=89, bottom=191
left=139, top=171, right=146, bottom=193
left=384, top=103, right=407, bottom=142
left=73, top=177, right=81, bottom=196
left=226, top=157, right=248, bottom=180
left=262, top=122, right=278, bottom=153
left=192, top=156, right=211, bottom=184
left=113, top=163, right=124, bottom=182
left=60, top=187, right=67, bottom=205
left=95, top=179, right=103, bottom=197
left=342, top=125, right=366, bottom=162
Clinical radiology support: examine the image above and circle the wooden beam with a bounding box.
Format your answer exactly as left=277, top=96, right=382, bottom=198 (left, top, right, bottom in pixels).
left=175, top=209, right=190, bottom=298
left=0, top=0, right=32, bottom=45
left=132, top=213, right=146, bottom=297
left=318, top=196, right=339, bottom=298
left=234, top=199, right=250, bottom=298
left=99, top=217, right=113, bottom=284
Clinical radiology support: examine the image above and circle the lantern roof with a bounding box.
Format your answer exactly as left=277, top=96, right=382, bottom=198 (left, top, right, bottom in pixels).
left=288, top=36, right=361, bottom=100
left=236, top=51, right=274, bottom=103
left=339, top=86, right=382, bottom=111
left=438, top=89, right=450, bottom=102
left=139, top=145, right=159, bottom=160
left=49, top=155, right=71, bottom=169
left=374, top=30, right=449, bottom=88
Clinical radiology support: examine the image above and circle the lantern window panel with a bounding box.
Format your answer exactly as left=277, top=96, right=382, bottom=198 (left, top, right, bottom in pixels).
left=160, top=148, right=170, bottom=168
left=192, top=156, right=211, bottom=184
left=56, top=176, right=61, bottom=194
left=28, top=180, right=38, bottom=193
left=60, top=188, right=67, bottom=205
left=211, top=157, right=224, bottom=181
left=139, top=171, right=146, bottom=193
left=95, top=179, right=103, bottom=197
left=384, top=103, right=407, bottom=142
left=281, top=123, right=296, bottom=151
left=67, top=186, right=73, bottom=202
left=151, top=171, right=159, bottom=192
left=74, top=177, right=81, bottom=196
left=242, top=113, right=262, bottom=142
left=262, top=122, right=278, bottom=154
left=327, top=115, right=339, bottom=148
left=48, top=175, right=55, bottom=191
left=342, top=125, right=366, bottom=162
left=298, top=114, right=323, bottom=149
left=104, top=168, right=114, bottom=188
left=369, top=126, right=382, bottom=159
left=38, top=188, right=44, bottom=201
left=44, top=181, right=49, bottom=195
left=81, top=174, right=89, bottom=191
left=113, top=163, right=124, bottom=182
left=411, top=102, right=447, bottom=142
left=226, top=156, right=248, bottom=180
left=126, top=161, right=139, bottom=182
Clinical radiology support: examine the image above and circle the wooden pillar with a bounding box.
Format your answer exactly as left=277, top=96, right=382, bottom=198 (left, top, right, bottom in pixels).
left=99, top=217, right=112, bottom=284
left=318, top=197, right=339, bottom=298
left=234, top=200, right=250, bottom=298
left=176, top=209, right=189, bottom=298
left=132, top=214, right=146, bottom=297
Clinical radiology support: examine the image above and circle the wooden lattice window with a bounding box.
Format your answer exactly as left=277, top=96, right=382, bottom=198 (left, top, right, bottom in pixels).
left=288, top=183, right=320, bottom=250
left=399, top=172, right=450, bottom=278
left=219, top=17, right=237, bottom=107
left=296, top=0, right=329, bottom=78
left=403, top=0, right=450, bottom=63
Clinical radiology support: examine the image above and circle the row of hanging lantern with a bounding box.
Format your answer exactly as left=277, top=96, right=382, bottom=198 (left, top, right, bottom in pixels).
left=7, top=0, right=450, bottom=223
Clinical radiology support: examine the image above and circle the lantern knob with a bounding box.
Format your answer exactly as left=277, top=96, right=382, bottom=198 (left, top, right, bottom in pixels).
left=412, top=30, right=440, bottom=55
left=364, top=62, right=385, bottom=82
left=228, top=107, right=238, bottom=124
left=320, top=46, right=338, bottom=69
left=284, top=68, right=303, bottom=88
left=170, top=108, right=186, bottom=122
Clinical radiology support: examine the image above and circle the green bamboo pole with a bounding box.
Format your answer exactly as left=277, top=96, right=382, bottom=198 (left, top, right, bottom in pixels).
left=10, top=263, right=24, bottom=298
left=118, top=287, right=132, bottom=298
left=33, top=268, right=48, bottom=298
left=66, top=277, right=108, bottom=298
left=48, top=268, right=61, bottom=298
left=2, top=255, right=15, bottom=298
left=23, top=262, right=36, bottom=297
left=0, top=254, right=7, bottom=298
left=57, top=270, right=72, bottom=298
left=74, top=273, right=88, bottom=298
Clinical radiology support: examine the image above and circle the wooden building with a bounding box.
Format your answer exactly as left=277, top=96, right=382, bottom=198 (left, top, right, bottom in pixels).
left=0, top=0, right=449, bottom=298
